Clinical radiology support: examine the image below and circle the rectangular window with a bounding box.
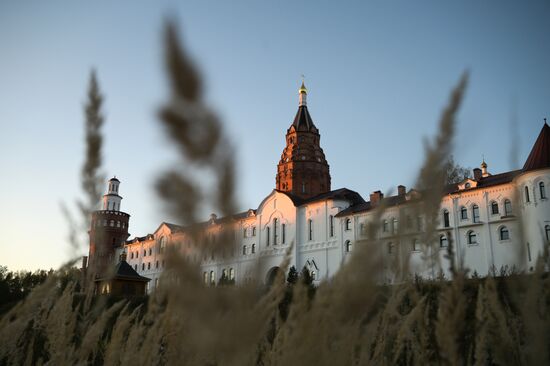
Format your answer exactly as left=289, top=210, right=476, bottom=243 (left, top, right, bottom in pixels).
left=282, top=224, right=286, bottom=244
left=443, top=211, right=450, bottom=227
left=308, top=219, right=313, bottom=241
left=329, top=215, right=334, bottom=237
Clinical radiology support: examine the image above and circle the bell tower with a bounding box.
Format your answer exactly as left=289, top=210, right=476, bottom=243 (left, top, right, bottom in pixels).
left=276, top=82, right=331, bottom=199
left=88, top=177, right=130, bottom=277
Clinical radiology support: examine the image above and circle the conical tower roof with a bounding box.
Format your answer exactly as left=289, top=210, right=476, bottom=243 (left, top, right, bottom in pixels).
left=523, top=121, right=550, bottom=171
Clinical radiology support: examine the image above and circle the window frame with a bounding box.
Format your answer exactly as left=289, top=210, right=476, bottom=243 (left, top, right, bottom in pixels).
left=467, top=231, right=477, bottom=245
left=491, top=201, right=499, bottom=215
left=472, top=204, right=480, bottom=223
left=499, top=226, right=510, bottom=241
left=460, top=206, right=468, bottom=220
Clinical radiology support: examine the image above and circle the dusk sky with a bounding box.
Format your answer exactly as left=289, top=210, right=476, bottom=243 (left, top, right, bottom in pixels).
left=1, top=1, right=549, bottom=271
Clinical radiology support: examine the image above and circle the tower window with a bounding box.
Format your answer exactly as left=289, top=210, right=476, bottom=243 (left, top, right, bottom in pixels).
left=329, top=215, right=334, bottom=237
left=273, top=218, right=278, bottom=245
left=460, top=207, right=468, bottom=220
left=540, top=182, right=546, bottom=199
left=282, top=223, right=286, bottom=244
left=345, top=218, right=351, bottom=231
left=525, top=186, right=530, bottom=202
left=345, top=240, right=352, bottom=253
left=499, top=226, right=510, bottom=241
left=472, top=205, right=480, bottom=223
left=302, top=182, right=306, bottom=193
left=491, top=202, right=499, bottom=215
left=308, top=219, right=313, bottom=241
left=251, top=243, right=256, bottom=254
left=467, top=231, right=477, bottom=245
left=504, top=199, right=512, bottom=215
left=412, top=239, right=420, bottom=251
left=266, top=227, right=270, bottom=246
left=439, top=235, right=448, bottom=248
left=242, top=245, right=247, bottom=256
left=443, top=209, right=450, bottom=227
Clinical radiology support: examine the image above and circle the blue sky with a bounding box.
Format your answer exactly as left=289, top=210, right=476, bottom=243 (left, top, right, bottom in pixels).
left=1, top=1, right=549, bottom=270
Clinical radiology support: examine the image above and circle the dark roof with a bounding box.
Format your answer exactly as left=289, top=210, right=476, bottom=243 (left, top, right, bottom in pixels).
left=336, top=193, right=407, bottom=217
left=523, top=123, right=550, bottom=171
left=281, top=188, right=365, bottom=207
left=96, top=260, right=150, bottom=282
left=292, top=106, right=317, bottom=132
left=109, top=177, right=120, bottom=182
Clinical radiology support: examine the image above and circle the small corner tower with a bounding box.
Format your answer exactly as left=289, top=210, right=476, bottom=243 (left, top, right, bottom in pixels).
left=276, top=81, right=331, bottom=199
left=88, top=177, right=131, bottom=277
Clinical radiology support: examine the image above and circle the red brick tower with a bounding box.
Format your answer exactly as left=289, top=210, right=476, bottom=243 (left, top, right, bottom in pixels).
left=88, top=177, right=130, bottom=277
left=276, top=82, right=331, bottom=199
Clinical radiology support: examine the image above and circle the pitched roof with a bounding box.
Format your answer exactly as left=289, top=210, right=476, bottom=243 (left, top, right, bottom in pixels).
left=292, top=106, right=317, bottom=132
left=281, top=188, right=365, bottom=207
left=335, top=193, right=407, bottom=217
left=96, top=260, right=150, bottom=282
left=523, top=123, right=550, bottom=171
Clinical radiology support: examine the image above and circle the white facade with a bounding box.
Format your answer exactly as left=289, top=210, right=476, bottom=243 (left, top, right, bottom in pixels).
left=117, top=163, right=550, bottom=293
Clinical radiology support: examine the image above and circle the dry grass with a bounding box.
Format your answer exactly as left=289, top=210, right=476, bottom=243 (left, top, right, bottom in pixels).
left=1, top=20, right=549, bottom=366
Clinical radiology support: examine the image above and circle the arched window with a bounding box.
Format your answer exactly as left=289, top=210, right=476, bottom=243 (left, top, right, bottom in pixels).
left=392, top=218, right=398, bottom=233
left=251, top=243, right=256, bottom=254
left=155, top=260, right=159, bottom=269
left=329, top=215, right=335, bottom=237
left=203, top=272, right=208, bottom=285
left=345, top=240, right=352, bottom=253
left=382, top=219, right=388, bottom=232
left=222, top=269, right=227, bottom=279
left=545, top=225, right=550, bottom=242
left=412, top=239, right=420, bottom=251
left=143, top=250, right=146, bottom=257
left=142, top=263, right=145, bottom=271
left=443, top=210, right=450, bottom=227
left=345, top=218, right=351, bottom=231
left=460, top=206, right=468, bottom=220
left=282, top=223, right=286, bottom=244
left=266, top=227, right=270, bottom=246
left=525, top=186, right=530, bottom=202
left=116, top=221, right=121, bottom=227
left=504, top=199, right=512, bottom=216
left=467, top=231, right=477, bottom=245
left=242, top=245, right=247, bottom=256
left=388, top=242, right=394, bottom=254
left=472, top=205, right=480, bottom=223
left=273, top=218, right=278, bottom=244
left=499, top=226, right=510, bottom=241
left=540, top=182, right=547, bottom=199
left=159, top=237, right=166, bottom=253
left=491, top=201, right=499, bottom=215
left=147, top=262, right=151, bottom=270
left=110, top=220, right=115, bottom=227
left=209, top=271, right=215, bottom=285
left=311, top=270, right=316, bottom=280
left=308, top=219, right=313, bottom=240
left=149, top=248, right=152, bottom=256
left=131, top=252, right=134, bottom=259
left=439, top=235, right=448, bottom=248
left=252, top=226, right=257, bottom=236
left=134, top=264, right=137, bottom=271
left=229, top=268, right=235, bottom=281
left=243, top=228, right=247, bottom=238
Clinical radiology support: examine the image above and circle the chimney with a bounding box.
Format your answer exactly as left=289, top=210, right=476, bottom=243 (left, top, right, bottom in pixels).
left=397, top=185, right=406, bottom=196
left=370, top=190, right=384, bottom=206
left=473, top=168, right=482, bottom=181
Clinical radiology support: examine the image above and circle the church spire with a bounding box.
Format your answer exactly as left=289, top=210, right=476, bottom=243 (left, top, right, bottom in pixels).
left=299, top=77, right=307, bottom=106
